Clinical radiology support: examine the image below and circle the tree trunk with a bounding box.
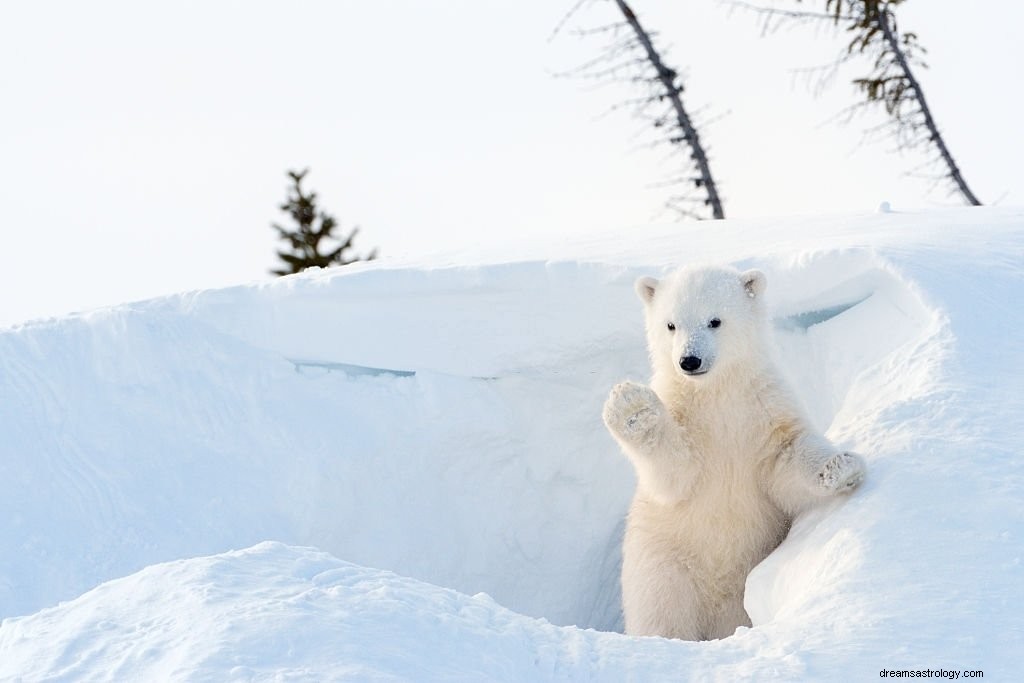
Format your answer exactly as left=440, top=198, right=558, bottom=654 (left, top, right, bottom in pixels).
left=613, top=0, right=725, bottom=219
left=875, top=7, right=981, bottom=206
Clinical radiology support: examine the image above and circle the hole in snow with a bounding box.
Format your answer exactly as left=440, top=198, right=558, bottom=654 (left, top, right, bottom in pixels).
left=291, top=253, right=940, bottom=637
left=267, top=253, right=941, bottom=637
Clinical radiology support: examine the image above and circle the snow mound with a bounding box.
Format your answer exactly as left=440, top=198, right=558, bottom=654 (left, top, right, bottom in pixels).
left=0, top=542, right=731, bottom=681
left=1, top=207, right=1022, bottom=679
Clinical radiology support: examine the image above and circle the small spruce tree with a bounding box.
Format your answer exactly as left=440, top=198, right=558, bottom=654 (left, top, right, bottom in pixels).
left=271, top=169, right=376, bottom=276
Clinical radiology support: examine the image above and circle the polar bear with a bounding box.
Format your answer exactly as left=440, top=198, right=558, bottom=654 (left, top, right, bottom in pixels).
left=602, top=264, right=865, bottom=641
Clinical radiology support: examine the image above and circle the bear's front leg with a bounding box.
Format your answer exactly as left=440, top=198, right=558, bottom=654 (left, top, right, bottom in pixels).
left=603, top=381, right=699, bottom=504
left=769, top=433, right=867, bottom=514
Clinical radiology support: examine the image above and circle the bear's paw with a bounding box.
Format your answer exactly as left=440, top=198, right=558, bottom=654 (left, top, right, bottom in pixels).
left=603, top=381, right=666, bottom=441
left=817, top=451, right=866, bottom=494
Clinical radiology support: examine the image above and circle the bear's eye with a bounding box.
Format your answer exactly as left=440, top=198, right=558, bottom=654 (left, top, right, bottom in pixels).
left=667, top=322, right=676, bottom=332
left=708, top=318, right=722, bottom=329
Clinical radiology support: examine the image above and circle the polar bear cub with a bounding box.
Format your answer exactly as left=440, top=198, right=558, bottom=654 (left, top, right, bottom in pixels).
left=603, top=264, right=865, bottom=641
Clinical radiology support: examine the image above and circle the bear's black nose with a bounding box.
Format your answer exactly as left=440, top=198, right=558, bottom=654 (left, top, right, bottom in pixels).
left=680, top=356, right=702, bottom=372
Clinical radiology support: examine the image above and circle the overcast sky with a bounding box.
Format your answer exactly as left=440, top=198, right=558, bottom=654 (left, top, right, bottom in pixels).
left=2, top=0, right=1020, bottom=327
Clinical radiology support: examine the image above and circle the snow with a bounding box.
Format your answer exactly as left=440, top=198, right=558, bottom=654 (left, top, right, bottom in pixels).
left=1, top=206, right=1021, bottom=680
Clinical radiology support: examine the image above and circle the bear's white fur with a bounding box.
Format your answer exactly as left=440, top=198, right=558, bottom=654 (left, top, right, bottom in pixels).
left=603, top=264, right=865, bottom=641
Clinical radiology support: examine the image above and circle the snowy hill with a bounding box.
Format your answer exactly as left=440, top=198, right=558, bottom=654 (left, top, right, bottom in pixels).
left=1, top=207, right=1021, bottom=680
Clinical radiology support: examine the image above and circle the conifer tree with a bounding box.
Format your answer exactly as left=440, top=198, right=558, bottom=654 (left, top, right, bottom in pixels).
left=270, top=169, right=376, bottom=276
left=555, top=0, right=726, bottom=220
left=733, top=0, right=982, bottom=205
left=830, top=0, right=982, bottom=205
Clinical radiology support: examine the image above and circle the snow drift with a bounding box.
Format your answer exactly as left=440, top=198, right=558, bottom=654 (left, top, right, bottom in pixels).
left=1, top=207, right=1021, bottom=680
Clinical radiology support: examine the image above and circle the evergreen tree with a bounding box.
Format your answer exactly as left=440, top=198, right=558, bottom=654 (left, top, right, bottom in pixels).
left=270, top=169, right=376, bottom=276
left=555, top=0, right=726, bottom=220
left=827, top=0, right=982, bottom=205
left=734, top=0, right=982, bottom=205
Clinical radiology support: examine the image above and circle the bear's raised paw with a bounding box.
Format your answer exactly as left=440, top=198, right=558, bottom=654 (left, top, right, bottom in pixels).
left=817, top=451, right=866, bottom=494
left=603, top=381, right=666, bottom=441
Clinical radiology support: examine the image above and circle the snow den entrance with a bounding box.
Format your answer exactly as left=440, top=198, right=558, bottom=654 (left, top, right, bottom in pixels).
left=299, top=252, right=939, bottom=636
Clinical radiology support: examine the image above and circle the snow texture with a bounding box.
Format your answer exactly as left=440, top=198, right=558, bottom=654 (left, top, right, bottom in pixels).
left=1, top=206, right=1022, bottom=680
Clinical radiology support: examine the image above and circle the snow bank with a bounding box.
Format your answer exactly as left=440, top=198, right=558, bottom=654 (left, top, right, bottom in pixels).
left=1, top=207, right=1021, bottom=679
left=0, top=542, right=763, bottom=681
left=0, top=261, right=642, bottom=631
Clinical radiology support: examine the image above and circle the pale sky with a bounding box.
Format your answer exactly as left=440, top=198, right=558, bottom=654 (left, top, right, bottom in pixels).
left=2, top=0, right=1020, bottom=327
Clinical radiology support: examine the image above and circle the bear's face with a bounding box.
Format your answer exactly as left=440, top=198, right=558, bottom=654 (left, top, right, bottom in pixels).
left=636, top=266, right=766, bottom=380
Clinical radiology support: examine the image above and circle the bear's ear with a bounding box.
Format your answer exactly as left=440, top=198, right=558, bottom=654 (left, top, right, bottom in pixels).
left=635, top=276, right=659, bottom=304
left=741, top=269, right=766, bottom=299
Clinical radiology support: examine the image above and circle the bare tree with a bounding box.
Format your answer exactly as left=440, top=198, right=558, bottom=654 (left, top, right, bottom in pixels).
left=557, top=0, right=726, bottom=220
left=731, top=0, right=982, bottom=205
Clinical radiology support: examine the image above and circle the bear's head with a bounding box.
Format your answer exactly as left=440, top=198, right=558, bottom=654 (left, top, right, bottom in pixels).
left=636, top=265, right=767, bottom=381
